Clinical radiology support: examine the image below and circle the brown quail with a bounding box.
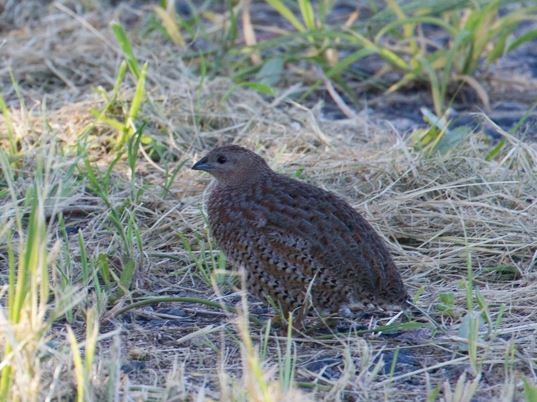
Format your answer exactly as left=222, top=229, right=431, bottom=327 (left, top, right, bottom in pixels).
left=192, top=145, right=408, bottom=324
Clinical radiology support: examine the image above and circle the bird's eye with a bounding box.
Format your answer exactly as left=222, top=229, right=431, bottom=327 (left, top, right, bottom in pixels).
left=216, top=155, right=227, bottom=164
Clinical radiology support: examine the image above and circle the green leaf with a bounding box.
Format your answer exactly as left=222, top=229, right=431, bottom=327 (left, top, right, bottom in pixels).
left=524, top=378, right=537, bottom=402
left=141, top=134, right=153, bottom=145
left=435, top=125, right=473, bottom=154
left=439, top=293, right=455, bottom=304
left=255, top=57, right=284, bottom=86
left=457, top=311, right=483, bottom=352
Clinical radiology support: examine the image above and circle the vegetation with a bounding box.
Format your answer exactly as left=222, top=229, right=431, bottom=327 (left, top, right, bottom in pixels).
left=154, top=0, right=537, bottom=154
left=0, top=0, right=536, bottom=400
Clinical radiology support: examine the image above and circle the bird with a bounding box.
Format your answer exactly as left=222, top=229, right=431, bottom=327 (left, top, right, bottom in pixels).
left=192, top=145, right=408, bottom=325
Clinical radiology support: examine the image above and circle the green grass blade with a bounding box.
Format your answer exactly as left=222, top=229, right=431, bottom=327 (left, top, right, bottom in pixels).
left=265, top=0, right=306, bottom=32
left=90, top=109, right=125, bottom=131
left=154, top=5, right=185, bottom=47
left=375, top=16, right=457, bottom=42
left=127, top=63, right=148, bottom=123
left=67, top=326, right=85, bottom=402
left=0, top=95, right=17, bottom=155
left=298, top=0, right=315, bottom=30
left=78, top=231, right=90, bottom=285
left=239, top=82, right=275, bottom=96
left=485, top=139, right=506, bottom=161
left=7, top=231, right=15, bottom=319
left=327, top=48, right=375, bottom=78
left=118, top=258, right=136, bottom=295
left=524, top=378, right=537, bottom=401
left=16, top=192, right=41, bottom=322
left=486, top=102, right=537, bottom=160
left=507, top=28, right=537, bottom=54
left=84, top=308, right=99, bottom=374
left=419, top=57, right=443, bottom=116
left=112, top=60, right=128, bottom=101
left=111, top=21, right=141, bottom=79
left=385, top=0, right=417, bottom=53
left=348, top=30, right=410, bottom=71
left=97, top=253, right=112, bottom=285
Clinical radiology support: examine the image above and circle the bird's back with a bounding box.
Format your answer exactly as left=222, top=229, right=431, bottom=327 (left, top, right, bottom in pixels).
left=208, top=171, right=408, bottom=313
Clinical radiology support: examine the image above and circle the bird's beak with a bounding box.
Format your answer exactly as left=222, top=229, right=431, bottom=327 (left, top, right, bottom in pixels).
left=191, top=156, right=212, bottom=171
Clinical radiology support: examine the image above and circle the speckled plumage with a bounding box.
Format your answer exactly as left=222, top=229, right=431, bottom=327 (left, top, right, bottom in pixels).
left=192, top=145, right=408, bottom=321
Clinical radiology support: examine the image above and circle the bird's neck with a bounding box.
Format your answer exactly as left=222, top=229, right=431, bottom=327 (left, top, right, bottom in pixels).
left=217, top=169, right=272, bottom=188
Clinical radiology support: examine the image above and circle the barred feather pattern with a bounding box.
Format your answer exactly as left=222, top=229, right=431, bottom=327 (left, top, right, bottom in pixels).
left=199, top=146, right=408, bottom=318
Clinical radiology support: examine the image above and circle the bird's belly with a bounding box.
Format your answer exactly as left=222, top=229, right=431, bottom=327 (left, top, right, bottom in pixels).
left=228, top=250, right=350, bottom=313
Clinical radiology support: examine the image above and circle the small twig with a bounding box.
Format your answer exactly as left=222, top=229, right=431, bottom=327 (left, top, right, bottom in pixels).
left=106, top=296, right=232, bottom=319
left=45, top=59, right=78, bottom=92
left=406, top=300, right=442, bottom=330
left=318, top=67, right=357, bottom=119
left=241, top=0, right=261, bottom=65
left=54, top=2, right=117, bottom=51
left=374, top=356, right=468, bottom=387
left=140, top=144, right=166, bottom=173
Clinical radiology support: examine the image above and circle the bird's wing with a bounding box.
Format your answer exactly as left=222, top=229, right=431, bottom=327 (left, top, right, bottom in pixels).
left=253, top=177, right=404, bottom=300
left=314, top=189, right=408, bottom=303
left=255, top=227, right=336, bottom=286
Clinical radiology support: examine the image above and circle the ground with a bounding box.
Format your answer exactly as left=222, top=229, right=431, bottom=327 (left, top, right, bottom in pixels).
left=1, top=1, right=537, bottom=401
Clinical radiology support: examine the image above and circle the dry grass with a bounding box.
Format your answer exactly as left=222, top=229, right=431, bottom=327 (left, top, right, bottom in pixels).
left=1, top=2, right=537, bottom=401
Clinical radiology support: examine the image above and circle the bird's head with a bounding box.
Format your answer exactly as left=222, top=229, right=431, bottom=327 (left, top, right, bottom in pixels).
left=192, top=145, right=271, bottom=186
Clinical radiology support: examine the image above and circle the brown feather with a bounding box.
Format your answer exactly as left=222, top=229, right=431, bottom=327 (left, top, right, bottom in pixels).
left=193, top=145, right=409, bottom=318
